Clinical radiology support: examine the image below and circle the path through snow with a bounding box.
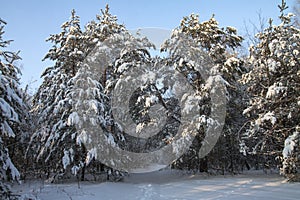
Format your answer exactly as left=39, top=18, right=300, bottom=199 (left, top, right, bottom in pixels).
left=14, top=170, right=300, bottom=200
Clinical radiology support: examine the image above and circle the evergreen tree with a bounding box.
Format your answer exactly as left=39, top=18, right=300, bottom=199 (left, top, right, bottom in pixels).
left=162, top=13, right=246, bottom=173
left=84, top=4, right=125, bottom=47
left=241, top=0, right=300, bottom=181
left=30, top=5, right=153, bottom=181
left=69, top=5, right=139, bottom=180
left=0, top=18, right=29, bottom=200
left=29, top=10, right=86, bottom=179
left=79, top=17, right=156, bottom=175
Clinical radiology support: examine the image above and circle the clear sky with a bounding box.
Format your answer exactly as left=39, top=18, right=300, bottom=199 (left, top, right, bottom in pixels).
left=0, top=0, right=296, bottom=91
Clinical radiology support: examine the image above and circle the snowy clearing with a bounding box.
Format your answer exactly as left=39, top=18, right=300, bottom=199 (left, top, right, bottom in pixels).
left=13, top=170, right=300, bottom=200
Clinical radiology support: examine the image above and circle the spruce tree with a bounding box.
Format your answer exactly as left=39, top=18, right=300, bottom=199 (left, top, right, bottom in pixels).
left=0, top=18, right=29, bottom=200
left=76, top=5, right=156, bottom=175
left=162, top=14, right=246, bottom=173
left=241, top=0, right=300, bottom=180
left=30, top=5, right=154, bottom=180
left=84, top=4, right=125, bottom=47
left=30, top=10, right=86, bottom=179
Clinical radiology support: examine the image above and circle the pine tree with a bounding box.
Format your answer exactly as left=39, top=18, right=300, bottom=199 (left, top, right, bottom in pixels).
left=78, top=8, right=157, bottom=174
left=241, top=0, right=300, bottom=180
left=162, top=13, right=246, bottom=173
left=75, top=5, right=129, bottom=180
left=0, top=18, right=29, bottom=200
left=84, top=4, right=125, bottom=47
left=30, top=5, right=154, bottom=181
left=29, top=10, right=86, bottom=179
left=68, top=5, right=133, bottom=180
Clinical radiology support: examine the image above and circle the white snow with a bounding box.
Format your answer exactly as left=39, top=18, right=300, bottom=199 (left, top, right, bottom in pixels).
left=0, top=97, right=19, bottom=122
left=129, top=28, right=171, bottom=49
left=88, top=100, right=99, bottom=113
left=266, top=83, right=287, bottom=99
left=141, top=70, right=156, bottom=83
left=76, top=130, right=88, bottom=144
left=155, top=77, right=164, bottom=90
left=283, top=131, right=299, bottom=158
left=72, top=165, right=80, bottom=176
left=107, top=133, right=116, bottom=147
left=135, top=123, right=145, bottom=135
left=3, top=156, right=20, bottom=181
left=86, top=148, right=97, bottom=165
left=224, top=57, right=240, bottom=67
left=13, top=170, right=300, bottom=200
left=2, top=121, right=15, bottom=137
left=145, top=95, right=158, bottom=108
left=67, top=112, right=80, bottom=126
left=117, top=63, right=130, bottom=73
left=132, top=164, right=168, bottom=173
left=262, top=112, right=277, bottom=125
left=66, top=34, right=76, bottom=43
left=76, top=50, right=83, bottom=55
left=162, top=87, right=174, bottom=99
left=226, top=26, right=237, bottom=32
left=255, top=111, right=277, bottom=126
left=242, top=107, right=252, bottom=116
left=62, top=150, right=71, bottom=170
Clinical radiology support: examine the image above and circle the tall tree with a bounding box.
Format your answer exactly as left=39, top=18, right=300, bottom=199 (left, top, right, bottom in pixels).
left=241, top=0, right=300, bottom=181
left=30, top=5, right=149, bottom=181
left=69, top=5, right=137, bottom=180
left=0, top=18, right=29, bottom=199
left=29, top=10, right=86, bottom=179
left=77, top=5, right=157, bottom=174
left=162, top=13, right=246, bottom=173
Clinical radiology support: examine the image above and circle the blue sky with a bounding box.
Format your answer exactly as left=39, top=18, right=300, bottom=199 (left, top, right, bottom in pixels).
left=0, top=0, right=295, bottom=91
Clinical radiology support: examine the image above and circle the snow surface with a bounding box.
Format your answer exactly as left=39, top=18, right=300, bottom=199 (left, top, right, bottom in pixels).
left=13, top=170, right=300, bottom=200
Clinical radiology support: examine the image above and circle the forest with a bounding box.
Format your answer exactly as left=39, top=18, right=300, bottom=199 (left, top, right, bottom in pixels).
left=0, top=0, right=299, bottom=199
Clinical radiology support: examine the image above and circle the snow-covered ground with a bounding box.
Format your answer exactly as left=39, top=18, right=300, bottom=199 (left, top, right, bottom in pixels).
left=14, top=170, right=300, bottom=200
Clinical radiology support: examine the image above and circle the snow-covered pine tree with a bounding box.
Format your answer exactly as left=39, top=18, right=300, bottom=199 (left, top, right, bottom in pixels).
left=29, top=10, right=87, bottom=180
left=73, top=5, right=157, bottom=177
left=162, top=13, right=246, bottom=173
left=84, top=4, right=125, bottom=48
left=68, top=5, right=132, bottom=180
left=0, top=18, right=29, bottom=200
left=241, top=0, right=300, bottom=180
left=106, top=40, right=168, bottom=153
